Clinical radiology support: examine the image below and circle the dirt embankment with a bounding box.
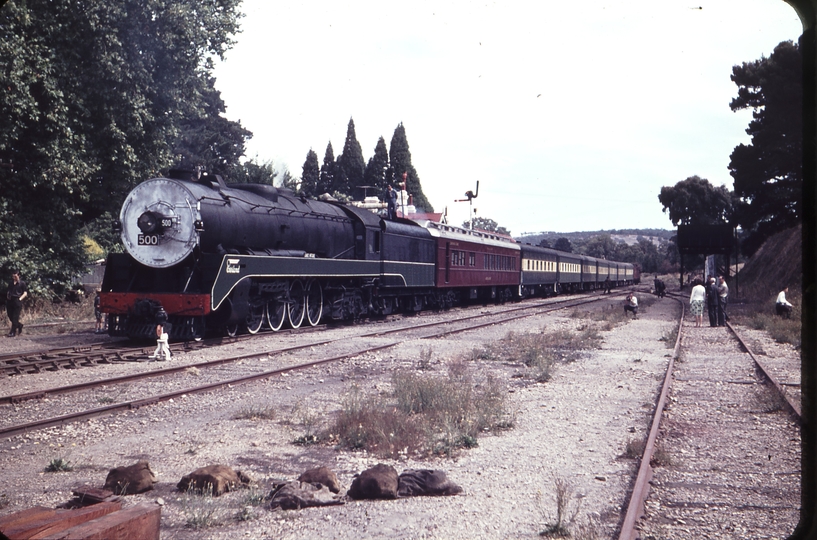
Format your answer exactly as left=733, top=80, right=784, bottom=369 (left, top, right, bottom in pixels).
left=736, top=224, right=801, bottom=301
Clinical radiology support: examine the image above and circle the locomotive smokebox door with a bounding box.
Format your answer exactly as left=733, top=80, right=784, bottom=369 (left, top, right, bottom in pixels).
left=120, top=178, right=202, bottom=268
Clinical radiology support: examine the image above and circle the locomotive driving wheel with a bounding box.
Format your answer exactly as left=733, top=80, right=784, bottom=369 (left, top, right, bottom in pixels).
left=287, top=279, right=306, bottom=329
left=305, top=279, right=323, bottom=327
left=266, top=297, right=286, bottom=331
left=225, top=323, right=239, bottom=337
left=245, top=299, right=265, bottom=334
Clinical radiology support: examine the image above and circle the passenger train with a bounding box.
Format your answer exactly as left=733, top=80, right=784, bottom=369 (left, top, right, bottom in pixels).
left=99, top=171, right=639, bottom=340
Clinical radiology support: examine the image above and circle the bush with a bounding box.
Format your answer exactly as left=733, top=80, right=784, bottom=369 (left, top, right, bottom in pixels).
left=328, top=360, right=511, bottom=457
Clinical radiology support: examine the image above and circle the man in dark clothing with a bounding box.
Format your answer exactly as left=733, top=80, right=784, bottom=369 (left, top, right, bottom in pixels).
left=717, top=276, right=729, bottom=326
left=604, top=276, right=611, bottom=294
left=386, top=185, right=398, bottom=220
left=706, top=277, right=718, bottom=327
left=6, top=270, right=28, bottom=337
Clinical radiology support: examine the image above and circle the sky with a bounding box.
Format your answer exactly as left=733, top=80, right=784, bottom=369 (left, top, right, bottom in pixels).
left=212, top=1, right=803, bottom=237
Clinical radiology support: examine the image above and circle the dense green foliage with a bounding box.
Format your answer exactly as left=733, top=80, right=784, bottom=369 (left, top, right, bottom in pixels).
left=300, top=149, right=320, bottom=197
left=658, top=176, right=733, bottom=227
left=729, top=40, right=802, bottom=255
left=0, top=0, right=246, bottom=296
left=553, top=238, right=572, bottom=253
left=336, top=118, right=365, bottom=197
left=462, top=217, right=510, bottom=235
left=388, top=123, right=433, bottom=212
left=363, top=136, right=389, bottom=194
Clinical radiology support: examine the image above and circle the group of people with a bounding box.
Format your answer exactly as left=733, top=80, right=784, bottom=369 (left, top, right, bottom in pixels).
left=689, top=276, right=729, bottom=327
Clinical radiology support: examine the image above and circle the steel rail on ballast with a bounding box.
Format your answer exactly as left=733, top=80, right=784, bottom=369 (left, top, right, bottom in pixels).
left=0, top=293, right=616, bottom=440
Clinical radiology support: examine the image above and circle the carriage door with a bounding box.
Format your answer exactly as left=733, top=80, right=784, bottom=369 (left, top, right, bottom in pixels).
left=445, top=242, right=451, bottom=283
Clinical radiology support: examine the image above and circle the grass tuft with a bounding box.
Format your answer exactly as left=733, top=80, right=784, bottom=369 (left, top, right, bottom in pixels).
left=233, top=405, right=276, bottom=421
left=328, top=359, right=511, bottom=457
left=45, top=457, right=73, bottom=472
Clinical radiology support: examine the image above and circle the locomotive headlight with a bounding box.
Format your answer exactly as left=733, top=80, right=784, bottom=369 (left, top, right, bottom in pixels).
left=137, top=211, right=164, bottom=234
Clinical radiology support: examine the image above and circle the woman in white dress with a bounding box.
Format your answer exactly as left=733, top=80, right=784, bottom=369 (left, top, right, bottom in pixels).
left=689, top=279, right=707, bottom=327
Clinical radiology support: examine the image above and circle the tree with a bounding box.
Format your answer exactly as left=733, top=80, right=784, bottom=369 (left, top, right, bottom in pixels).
left=300, top=149, right=320, bottom=197
left=228, top=158, right=276, bottom=185
left=462, top=217, right=510, bottom=235
left=318, top=142, right=336, bottom=195
left=553, top=238, right=572, bottom=253
left=581, top=234, right=617, bottom=260
left=389, top=123, right=433, bottom=212
left=0, top=0, right=244, bottom=295
left=173, top=77, right=252, bottom=180
left=337, top=118, right=365, bottom=197
left=537, top=239, right=551, bottom=249
left=729, top=40, right=802, bottom=255
left=364, top=136, right=390, bottom=196
left=658, top=176, right=732, bottom=227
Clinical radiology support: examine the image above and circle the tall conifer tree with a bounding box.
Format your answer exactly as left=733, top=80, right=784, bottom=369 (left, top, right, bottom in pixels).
left=318, top=142, right=336, bottom=195
left=388, top=123, right=432, bottom=211
left=337, top=118, right=365, bottom=197
left=300, top=149, right=320, bottom=197
left=364, top=136, right=390, bottom=196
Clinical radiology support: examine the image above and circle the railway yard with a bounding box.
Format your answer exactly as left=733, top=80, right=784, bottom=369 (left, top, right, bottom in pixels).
left=0, top=290, right=801, bottom=539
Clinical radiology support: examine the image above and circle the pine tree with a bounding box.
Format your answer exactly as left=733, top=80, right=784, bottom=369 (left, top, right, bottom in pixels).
left=337, top=118, right=366, bottom=198
left=300, top=149, right=320, bottom=197
left=318, top=142, right=336, bottom=195
left=389, top=123, right=433, bottom=212
left=364, top=136, right=390, bottom=198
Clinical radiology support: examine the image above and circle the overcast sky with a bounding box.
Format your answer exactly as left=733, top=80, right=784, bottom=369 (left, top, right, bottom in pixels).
left=212, top=1, right=803, bottom=237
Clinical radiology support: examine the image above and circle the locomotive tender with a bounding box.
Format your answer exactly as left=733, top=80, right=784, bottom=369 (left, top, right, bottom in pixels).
left=100, top=171, right=637, bottom=340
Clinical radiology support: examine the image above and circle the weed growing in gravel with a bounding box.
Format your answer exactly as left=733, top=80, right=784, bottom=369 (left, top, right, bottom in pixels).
left=659, top=324, right=680, bottom=349
left=45, top=457, right=73, bottom=472
left=329, top=384, right=424, bottom=454
left=650, top=446, right=673, bottom=467
left=474, top=328, right=602, bottom=382
left=753, top=313, right=800, bottom=346
left=328, top=360, right=512, bottom=457
left=235, top=487, right=266, bottom=522
left=739, top=290, right=801, bottom=347
left=291, top=400, right=321, bottom=445
left=179, top=486, right=226, bottom=529
left=416, top=347, right=434, bottom=370
left=0, top=494, right=9, bottom=510
left=233, top=405, right=276, bottom=421
left=623, top=437, right=646, bottom=459
left=537, top=476, right=582, bottom=537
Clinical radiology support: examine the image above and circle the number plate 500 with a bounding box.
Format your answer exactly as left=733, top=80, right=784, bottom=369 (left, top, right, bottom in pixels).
left=138, top=234, right=159, bottom=245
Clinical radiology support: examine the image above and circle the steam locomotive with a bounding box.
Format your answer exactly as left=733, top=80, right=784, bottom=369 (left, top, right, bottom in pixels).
left=99, top=170, right=637, bottom=340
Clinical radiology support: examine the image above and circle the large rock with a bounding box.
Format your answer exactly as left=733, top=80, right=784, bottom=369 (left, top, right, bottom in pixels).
left=103, top=461, right=156, bottom=495
left=269, top=482, right=344, bottom=510
left=176, top=465, right=251, bottom=496
left=346, top=464, right=398, bottom=500
left=397, top=469, right=463, bottom=497
left=297, top=466, right=341, bottom=494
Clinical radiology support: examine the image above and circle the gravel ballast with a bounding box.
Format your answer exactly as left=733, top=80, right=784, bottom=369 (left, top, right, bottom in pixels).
left=0, top=295, right=801, bottom=539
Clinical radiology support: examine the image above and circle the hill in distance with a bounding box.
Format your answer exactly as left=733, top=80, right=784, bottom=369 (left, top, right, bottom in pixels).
left=516, top=229, right=675, bottom=247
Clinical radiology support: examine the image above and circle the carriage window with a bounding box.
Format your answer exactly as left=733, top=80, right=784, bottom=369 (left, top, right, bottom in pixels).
left=470, top=252, right=475, bottom=266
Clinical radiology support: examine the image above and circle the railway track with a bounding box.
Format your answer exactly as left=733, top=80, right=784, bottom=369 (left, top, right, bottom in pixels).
left=1, top=291, right=618, bottom=377
left=0, top=292, right=613, bottom=440
left=618, top=291, right=801, bottom=540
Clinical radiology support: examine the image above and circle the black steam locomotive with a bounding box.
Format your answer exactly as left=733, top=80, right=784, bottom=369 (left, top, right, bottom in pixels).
left=100, top=171, right=636, bottom=340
